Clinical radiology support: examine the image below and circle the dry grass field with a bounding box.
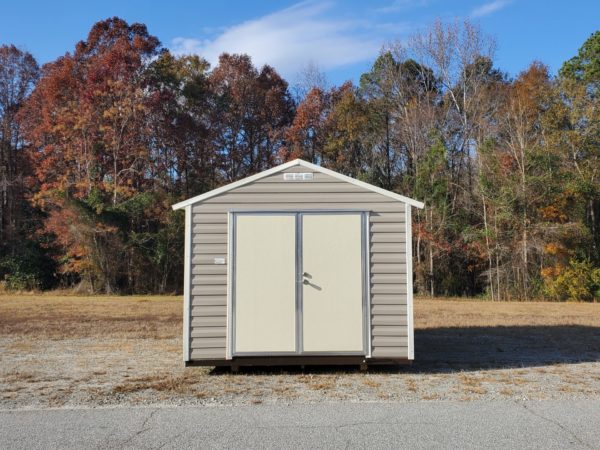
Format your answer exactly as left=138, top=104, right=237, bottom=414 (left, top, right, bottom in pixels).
left=1, top=294, right=599, bottom=409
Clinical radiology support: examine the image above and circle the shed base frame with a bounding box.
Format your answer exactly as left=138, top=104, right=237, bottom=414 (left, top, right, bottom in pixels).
left=185, top=356, right=412, bottom=368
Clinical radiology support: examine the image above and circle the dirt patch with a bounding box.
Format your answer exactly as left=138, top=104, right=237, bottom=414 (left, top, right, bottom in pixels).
left=1, top=294, right=599, bottom=409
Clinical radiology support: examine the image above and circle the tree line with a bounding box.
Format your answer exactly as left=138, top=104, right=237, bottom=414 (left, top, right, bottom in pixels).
left=0, top=17, right=598, bottom=300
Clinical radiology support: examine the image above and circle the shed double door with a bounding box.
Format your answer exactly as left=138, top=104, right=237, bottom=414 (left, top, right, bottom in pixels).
left=232, top=212, right=366, bottom=356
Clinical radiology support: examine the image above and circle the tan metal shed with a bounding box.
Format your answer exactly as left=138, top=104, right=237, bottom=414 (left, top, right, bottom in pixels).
left=172, top=159, right=424, bottom=368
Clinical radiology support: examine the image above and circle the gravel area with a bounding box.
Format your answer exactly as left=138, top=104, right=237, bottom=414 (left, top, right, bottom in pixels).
left=1, top=295, right=599, bottom=409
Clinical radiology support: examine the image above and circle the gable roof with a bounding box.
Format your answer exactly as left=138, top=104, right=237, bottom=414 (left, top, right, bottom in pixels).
left=172, top=159, right=425, bottom=210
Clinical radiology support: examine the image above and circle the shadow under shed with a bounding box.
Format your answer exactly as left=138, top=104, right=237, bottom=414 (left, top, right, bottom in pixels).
left=208, top=325, right=600, bottom=375
left=413, top=325, right=600, bottom=373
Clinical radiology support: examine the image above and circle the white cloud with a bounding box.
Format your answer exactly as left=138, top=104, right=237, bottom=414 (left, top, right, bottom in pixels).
left=170, top=1, right=393, bottom=78
left=470, top=0, right=511, bottom=18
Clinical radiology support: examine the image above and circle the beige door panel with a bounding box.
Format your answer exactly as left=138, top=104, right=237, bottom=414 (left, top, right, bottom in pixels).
left=234, top=214, right=296, bottom=353
left=301, top=214, right=364, bottom=353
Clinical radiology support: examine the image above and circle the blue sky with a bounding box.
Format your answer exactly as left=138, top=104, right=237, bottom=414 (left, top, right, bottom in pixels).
left=1, top=0, right=598, bottom=86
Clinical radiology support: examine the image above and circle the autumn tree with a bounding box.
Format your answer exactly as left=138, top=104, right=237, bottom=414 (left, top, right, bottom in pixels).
left=535, top=31, right=600, bottom=301
left=19, top=18, right=166, bottom=292
left=319, top=82, right=373, bottom=177
left=282, top=87, right=330, bottom=163
left=0, top=45, right=54, bottom=290
left=372, top=20, right=501, bottom=296
left=21, top=18, right=161, bottom=204
left=489, top=63, right=562, bottom=299
left=359, top=53, right=397, bottom=188
left=360, top=51, right=439, bottom=191
left=146, top=52, right=213, bottom=197
left=208, top=53, right=294, bottom=181
left=0, top=45, right=39, bottom=248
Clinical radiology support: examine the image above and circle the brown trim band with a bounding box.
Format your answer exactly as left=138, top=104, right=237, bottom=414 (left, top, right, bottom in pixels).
left=185, top=356, right=412, bottom=367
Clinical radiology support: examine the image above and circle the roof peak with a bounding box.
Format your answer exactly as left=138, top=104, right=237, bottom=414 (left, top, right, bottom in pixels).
left=172, top=159, right=424, bottom=210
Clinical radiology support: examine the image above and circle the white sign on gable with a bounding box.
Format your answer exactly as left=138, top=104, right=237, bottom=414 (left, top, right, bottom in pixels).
left=283, top=172, right=314, bottom=181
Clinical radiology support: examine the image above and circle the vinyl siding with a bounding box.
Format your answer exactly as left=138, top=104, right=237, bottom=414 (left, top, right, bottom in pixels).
left=188, top=166, right=409, bottom=360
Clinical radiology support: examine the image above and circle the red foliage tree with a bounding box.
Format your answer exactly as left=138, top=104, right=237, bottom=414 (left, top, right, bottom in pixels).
left=20, top=17, right=161, bottom=205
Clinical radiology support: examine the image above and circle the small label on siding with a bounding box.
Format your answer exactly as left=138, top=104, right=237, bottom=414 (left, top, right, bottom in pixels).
left=213, top=257, right=226, bottom=265
left=283, top=172, right=314, bottom=181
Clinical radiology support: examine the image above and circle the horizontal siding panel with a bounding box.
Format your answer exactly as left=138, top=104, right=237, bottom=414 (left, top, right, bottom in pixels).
left=203, top=192, right=397, bottom=204
left=193, top=234, right=227, bottom=244
left=371, top=285, right=407, bottom=294
left=192, top=274, right=227, bottom=285
left=370, top=213, right=405, bottom=223
left=256, top=176, right=339, bottom=184
left=190, top=348, right=226, bottom=360
left=191, top=327, right=226, bottom=338
left=372, top=315, right=408, bottom=326
left=280, top=166, right=321, bottom=174
left=192, top=285, right=227, bottom=296
left=193, top=224, right=227, bottom=234
left=372, top=304, right=407, bottom=315
left=371, top=293, right=407, bottom=304
left=193, top=203, right=404, bottom=213
left=193, top=243, right=226, bottom=254
left=371, top=243, right=406, bottom=253
left=191, top=305, right=225, bottom=317
left=371, top=263, right=406, bottom=274
left=371, top=273, right=406, bottom=284
left=371, top=273, right=406, bottom=286
left=192, top=265, right=227, bottom=275
left=371, top=253, right=406, bottom=264
left=370, top=222, right=405, bottom=233
left=371, top=347, right=408, bottom=358
left=372, top=325, right=408, bottom=336
left=372, top=336, right=408, bottom=347
left=191, top=296, right=226, bottom=306
left=193, top=213, right=227, bottom=224
left=235, top=182, right=367, bottom=194
left=191, top=316, right=226, bottom=328
left=192, top=254, right=228, bottom=265
left=370, top=233, right=405, bottom=243
left=190, top=337, right=226, bottom=349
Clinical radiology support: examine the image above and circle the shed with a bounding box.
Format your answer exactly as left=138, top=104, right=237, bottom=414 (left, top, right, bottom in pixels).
left=172, top=159, right=424, bottom=368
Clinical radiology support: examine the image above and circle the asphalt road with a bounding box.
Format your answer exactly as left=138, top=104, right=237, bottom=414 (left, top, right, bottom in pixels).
left=1, top=400, right=599, bottom=449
